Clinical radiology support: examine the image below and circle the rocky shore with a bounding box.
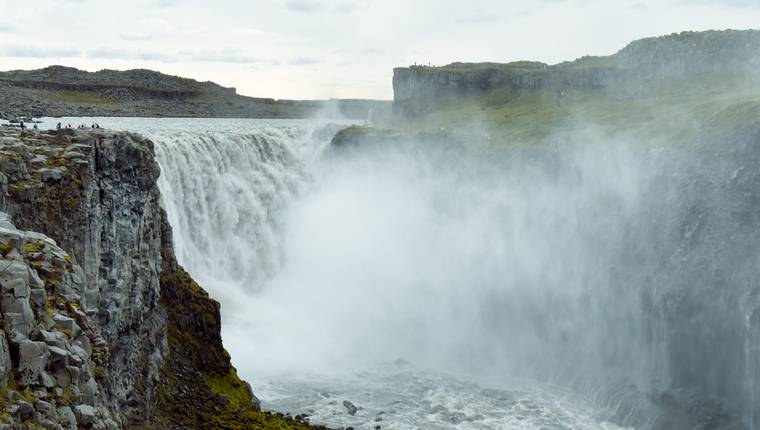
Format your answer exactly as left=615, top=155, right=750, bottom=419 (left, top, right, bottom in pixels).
left=0, top=127, right=327, bottom=429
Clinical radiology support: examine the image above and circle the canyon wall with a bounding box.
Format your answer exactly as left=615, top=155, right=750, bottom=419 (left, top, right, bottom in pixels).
left=0, top=128, right=318, bottom=429
left=392, top=30, right=760, bottom=105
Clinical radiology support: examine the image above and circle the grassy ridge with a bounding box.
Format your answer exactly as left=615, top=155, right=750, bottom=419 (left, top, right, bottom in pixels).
left=50, top=90, right=113, bottom=105
left=389, top=73, right=760, bottom=147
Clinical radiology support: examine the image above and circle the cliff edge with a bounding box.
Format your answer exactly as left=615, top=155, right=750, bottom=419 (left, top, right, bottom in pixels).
left=0, top=127, right=322, bottom=429
left=393, top=29, right=760, bottom=105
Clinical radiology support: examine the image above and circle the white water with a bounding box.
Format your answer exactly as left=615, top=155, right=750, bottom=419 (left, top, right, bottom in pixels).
left=38, top=117, right=752, bottom=429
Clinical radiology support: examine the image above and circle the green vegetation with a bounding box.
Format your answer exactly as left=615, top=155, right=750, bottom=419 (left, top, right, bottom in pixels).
left=53, top=387, right=76, bottom=406
left=330, top=125, right=372, bottom=146
left=46, top=158, right=70, bottom=168
left=22, top=242, right=44, bottom=254
left=405, top=60, right=548, bottom=75
left=154, top=266, right=321, bottom=430
left=0, top=242, right=14, bottom=257
left=391, top=73, right=760, bottom=148
left=93, top=366, right=106, bottom=382
left=50, top=90, right=113, bottom=105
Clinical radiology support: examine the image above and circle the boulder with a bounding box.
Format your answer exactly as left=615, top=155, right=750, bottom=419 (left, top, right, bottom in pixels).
left=1, top=295, right=33, bottom=321
left=0, top=213, right=16, bottom=231
left=47, top=345, right=69, bottom=364
left=28, top=267, right=44, bottom=289
left=73, top=404, right=96, bottom=425
left=15, top=400, right=34, bottom=420
left=4, top=312, right=33, bottom=340
left=29, top=288, right=47, bottom=310
left=40, top=371, right=57, bottom=389
left=39, top=166, right=67, bottom=183
left=81, top=378, right=98, bottom=405
left=343, top=400, right=358, bottom=416
left=0, top=261, right=29, bottom=294
left=18, top=339, right=49, bottom=386
left=54, top=366, right=78, bottom=388
left=63, top=151, right=85, bottom=160
left=57, top=406, right=77, bottom=430
left=36, top=330, right=67, bottom=349
left=52, top=315, right=81, bottom=338
left=35, top=400, right=55, bottom=418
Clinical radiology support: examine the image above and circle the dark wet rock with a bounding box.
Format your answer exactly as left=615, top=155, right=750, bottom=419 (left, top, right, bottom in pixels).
left=343, top=400, right=358, bottom=416
left=15, top=400, right=34, bottom=420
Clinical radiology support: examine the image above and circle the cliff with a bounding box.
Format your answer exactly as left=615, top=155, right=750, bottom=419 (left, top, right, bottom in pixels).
left=392, top=30, right=760, bottom=106
left=0, top=127, right=323, bottom=429
left=0, top=66, right=388, bottom=121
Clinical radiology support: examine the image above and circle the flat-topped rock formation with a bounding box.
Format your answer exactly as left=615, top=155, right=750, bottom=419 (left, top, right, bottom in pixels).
left=393, top=30, right=760, bottom=104
left=0, top=66, right=389, bottom=121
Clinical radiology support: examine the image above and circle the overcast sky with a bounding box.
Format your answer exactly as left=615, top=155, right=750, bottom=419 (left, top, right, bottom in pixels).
left=0, top=0, right=758, bottom=99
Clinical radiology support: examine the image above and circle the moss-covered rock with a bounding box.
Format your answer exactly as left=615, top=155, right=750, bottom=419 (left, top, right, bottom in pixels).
left=155, top=264, right=326, bottom=430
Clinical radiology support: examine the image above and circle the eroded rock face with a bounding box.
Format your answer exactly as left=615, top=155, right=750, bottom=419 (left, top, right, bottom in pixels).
left=0, top=128, right=168, bottom=426
left=392, top=29, right=760, bottom=106
left=0, top=128, right=320, bottom=430
left=0, top=212, right=117, bottom=429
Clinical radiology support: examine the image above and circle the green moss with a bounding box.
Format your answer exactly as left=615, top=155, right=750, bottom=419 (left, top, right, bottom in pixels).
left=93, top=366, right=106, bottom=382
left=46, top=158, right=70, bottom=168
left=0, top=242, right=14, bottom=257
left=54, top=387, right=75, bottom=406
left=153, top=266, right=323, bottom=430
left=45, top=297, right=56, bottom=319
left=50, top=90, right=113, bottom=105
left=6, top=375, right=37, bottom=404
left=23, top=242, right=44, bottom=254
left=203, top=369, right=251, bottom=408
left=8, top=180, right=32, bottom=194
left=22, top=420, right=46, bottom=430
left=64, top=254, right=74, bottom=272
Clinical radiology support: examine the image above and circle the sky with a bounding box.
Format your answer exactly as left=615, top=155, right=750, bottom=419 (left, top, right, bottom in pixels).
left=0, top=0, right=759, bottom=100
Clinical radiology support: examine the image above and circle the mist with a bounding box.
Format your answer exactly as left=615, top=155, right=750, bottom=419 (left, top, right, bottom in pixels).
left=118, top=112, right=760, bottom=428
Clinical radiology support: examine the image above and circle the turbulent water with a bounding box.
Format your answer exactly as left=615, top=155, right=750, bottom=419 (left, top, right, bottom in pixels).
left=36, top=117, right=760, bottom=429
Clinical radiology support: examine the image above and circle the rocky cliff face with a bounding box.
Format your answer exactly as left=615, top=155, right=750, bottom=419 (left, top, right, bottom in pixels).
left=392, top=30, right=760, bottom=104
left=0, top=128, right=321, bottom=429
left=0, top=127, right=167, bottom=428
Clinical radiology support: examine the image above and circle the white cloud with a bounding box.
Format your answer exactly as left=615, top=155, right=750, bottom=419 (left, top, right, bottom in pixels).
left=0, top=45, right=80, bottom=58
left=86, top=47, right=259, bottom=64
left=684, top=0, right=760, bottom=7
left=284, top=0, right=321, bottom=12
left=0, top=0, right=759, bottom=99
left=290, top=56, right=318, bottom=65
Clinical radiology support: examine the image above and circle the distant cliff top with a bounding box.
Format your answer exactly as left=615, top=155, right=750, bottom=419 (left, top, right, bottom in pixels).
left=0, top=65, right=390, bottom=120
left=0, top=65, right=235, bottom=95
left=393, top=29, right=760, bottom=102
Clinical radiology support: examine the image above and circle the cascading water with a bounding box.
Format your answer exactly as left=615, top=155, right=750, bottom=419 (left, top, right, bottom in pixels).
left=41, top=117, right=760, bottom=429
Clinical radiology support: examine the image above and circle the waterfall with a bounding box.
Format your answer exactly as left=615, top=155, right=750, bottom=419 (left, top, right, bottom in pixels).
left=148, top=122, right=340, bottom=296
left=54, top=116, right=760, bottom=429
